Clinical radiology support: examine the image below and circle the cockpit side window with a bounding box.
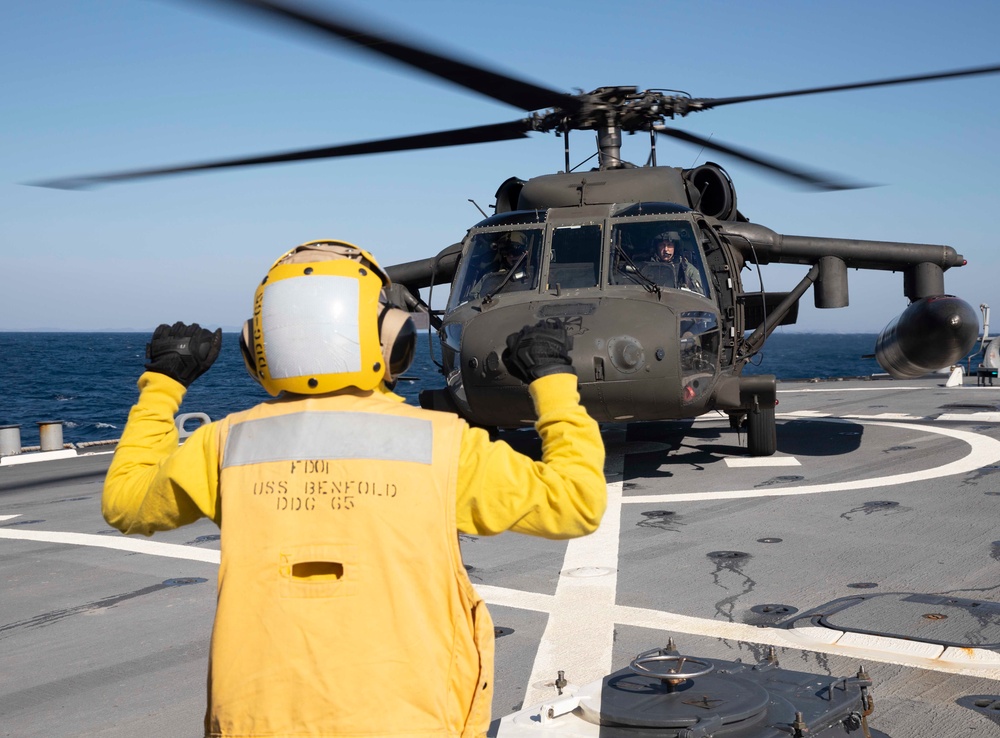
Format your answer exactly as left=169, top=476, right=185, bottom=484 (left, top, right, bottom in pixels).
left=547, top=224, right=602, bottom=289
left=610, top=220, right=710, bottom=297
left=449, top=229, right=541, bottom=308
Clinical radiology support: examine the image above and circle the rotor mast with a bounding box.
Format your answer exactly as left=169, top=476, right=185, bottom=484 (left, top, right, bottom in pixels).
left=597, top=118, right=624, bottom=169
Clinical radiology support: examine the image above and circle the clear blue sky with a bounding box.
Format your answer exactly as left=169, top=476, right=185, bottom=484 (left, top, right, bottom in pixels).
left=3, top=0, right=998, bottom=332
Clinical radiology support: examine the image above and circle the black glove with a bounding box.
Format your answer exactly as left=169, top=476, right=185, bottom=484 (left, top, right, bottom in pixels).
left=145, top=322, right=222, bottom=388
left=502, top=318, right=575, bottom=384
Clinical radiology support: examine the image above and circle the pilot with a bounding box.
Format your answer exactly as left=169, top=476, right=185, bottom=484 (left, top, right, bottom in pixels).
left=102, top=239, right=606, bottom=738
left=647, top=231, right=705, bottom=294
left=469, top=231, right=533, bottom=299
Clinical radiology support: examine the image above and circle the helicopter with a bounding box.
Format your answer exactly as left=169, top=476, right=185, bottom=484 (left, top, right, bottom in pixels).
left=32, top=0, right=998, bottom=456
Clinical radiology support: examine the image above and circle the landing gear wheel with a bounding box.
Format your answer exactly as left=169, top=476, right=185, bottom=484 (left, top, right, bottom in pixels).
left=747, top=402, right=776, bottom=457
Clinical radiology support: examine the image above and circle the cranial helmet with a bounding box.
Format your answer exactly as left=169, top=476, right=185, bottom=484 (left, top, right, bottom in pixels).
left=239, top=240, right=416, bottom=396
left=654, top=231, right=681, bottom=244
left=497, top=230, right=528, bottom=251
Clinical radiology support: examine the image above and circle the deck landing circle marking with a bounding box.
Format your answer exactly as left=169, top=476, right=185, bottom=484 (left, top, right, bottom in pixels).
left=625, top=418, right=1000, bottom=504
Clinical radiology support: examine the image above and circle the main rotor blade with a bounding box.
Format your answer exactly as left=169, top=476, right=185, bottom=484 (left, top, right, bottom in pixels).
left=654, top=125, right=867, bottom=191
left=188, top=0, right=581, bottom=113
left=691, top=63, right=1000, bottom=110
left=29, top=120, right=534, bottom=189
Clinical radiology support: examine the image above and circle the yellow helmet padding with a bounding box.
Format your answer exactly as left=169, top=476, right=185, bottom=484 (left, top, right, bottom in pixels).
left=250, top=254, right=387, bottom=396
left=267, top=239, right=390, bottom=285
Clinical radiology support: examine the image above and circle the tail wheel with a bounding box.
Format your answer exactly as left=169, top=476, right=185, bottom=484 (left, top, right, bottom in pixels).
left=747, top=398, right=776, bottom=456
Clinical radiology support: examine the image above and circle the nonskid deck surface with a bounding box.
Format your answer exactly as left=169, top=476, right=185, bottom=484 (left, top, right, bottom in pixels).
left=3, top=376, right=1000, bottom=736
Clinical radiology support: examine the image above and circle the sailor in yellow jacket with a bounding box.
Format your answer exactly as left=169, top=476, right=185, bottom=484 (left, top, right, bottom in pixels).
left=103, top=240, right=606, bottom=738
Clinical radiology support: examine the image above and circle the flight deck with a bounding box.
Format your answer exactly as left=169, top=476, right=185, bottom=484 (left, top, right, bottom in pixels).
left=3, top=376, right=1000, bottom=736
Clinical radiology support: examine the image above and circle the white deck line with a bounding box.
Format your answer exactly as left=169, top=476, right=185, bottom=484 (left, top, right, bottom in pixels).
left=0, top=449, right=78, bottom=465
left=938, top=412, right=1000, bottom=423
left=0, top=528, right=220, bottom=564
left=519, top=427, right=626, bottom=707
left=725, top=456, right=801, bottom=467
left=785, top=410, right=921, bottom=420
left=777, top=386, right=926, bottom=393
left=787, top=410, right=1000, bottom=423
left=481, top=587, right=1000, bottom=680
left=615, top=604, right=1000, bottom=676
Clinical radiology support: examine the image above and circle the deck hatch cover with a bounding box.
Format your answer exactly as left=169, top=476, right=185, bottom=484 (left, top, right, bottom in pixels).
left=790, top=593, right=1000, bottom=649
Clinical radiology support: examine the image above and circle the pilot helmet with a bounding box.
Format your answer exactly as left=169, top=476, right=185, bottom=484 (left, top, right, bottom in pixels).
left=239, top=239, right=416, bottom=396
left=653, top=230, right=681, bottom=244
left=497, top=230, right=528, bottom=252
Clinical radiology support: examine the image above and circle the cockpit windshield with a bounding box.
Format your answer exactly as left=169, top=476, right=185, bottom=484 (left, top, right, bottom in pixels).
left=610, top=220, right=710, bottom=296
left=449, top=228, right=542, bottom=308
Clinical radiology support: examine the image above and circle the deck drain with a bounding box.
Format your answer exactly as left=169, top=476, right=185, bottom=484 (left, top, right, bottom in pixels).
left=757, top=537, right=783, bottom=544
left=189, top=534, right=221, bottom=544
left=707, top=551, right=750, bottom=560
left=841, top=501, right=903, bottom=520
left=641, top=510, right=675, bottom=518
left=846, top=582, right=879, bottom=589
left=923, top=613, right=948, bottom=620
left=751, top=604, right=798, bottom=616
left=494, top=626, right=514, bottom=638
left=990, top=542, right=1000, bottom=562
left=972, top=697, right=1000, bottom=710
left=162, top=577, right=208, bottom=587
left=754, top=476, right=804, bottom=488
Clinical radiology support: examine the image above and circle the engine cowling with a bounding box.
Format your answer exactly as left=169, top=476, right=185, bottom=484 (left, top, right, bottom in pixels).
left=682, top=162, right=737, bottom=220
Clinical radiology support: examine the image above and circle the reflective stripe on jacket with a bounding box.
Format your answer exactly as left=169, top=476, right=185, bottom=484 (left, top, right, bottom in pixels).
left=207, top=392, right=493, bottom=738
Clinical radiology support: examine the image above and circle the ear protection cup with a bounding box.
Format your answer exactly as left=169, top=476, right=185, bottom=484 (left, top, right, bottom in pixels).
left=378, top=304, right=417, bottom=386
left=239, top=319, right=258, bottom=381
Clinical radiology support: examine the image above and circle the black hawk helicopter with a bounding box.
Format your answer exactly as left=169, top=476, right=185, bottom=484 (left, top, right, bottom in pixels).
left=36, top=0, right=999, bottom=455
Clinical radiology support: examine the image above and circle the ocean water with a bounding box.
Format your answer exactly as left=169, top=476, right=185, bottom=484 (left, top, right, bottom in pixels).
left=0, top=331, right=885, bottom=448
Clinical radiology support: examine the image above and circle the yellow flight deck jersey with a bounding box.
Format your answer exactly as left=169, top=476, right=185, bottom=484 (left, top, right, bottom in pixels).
left=103, top=371, right=606, bottom=738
